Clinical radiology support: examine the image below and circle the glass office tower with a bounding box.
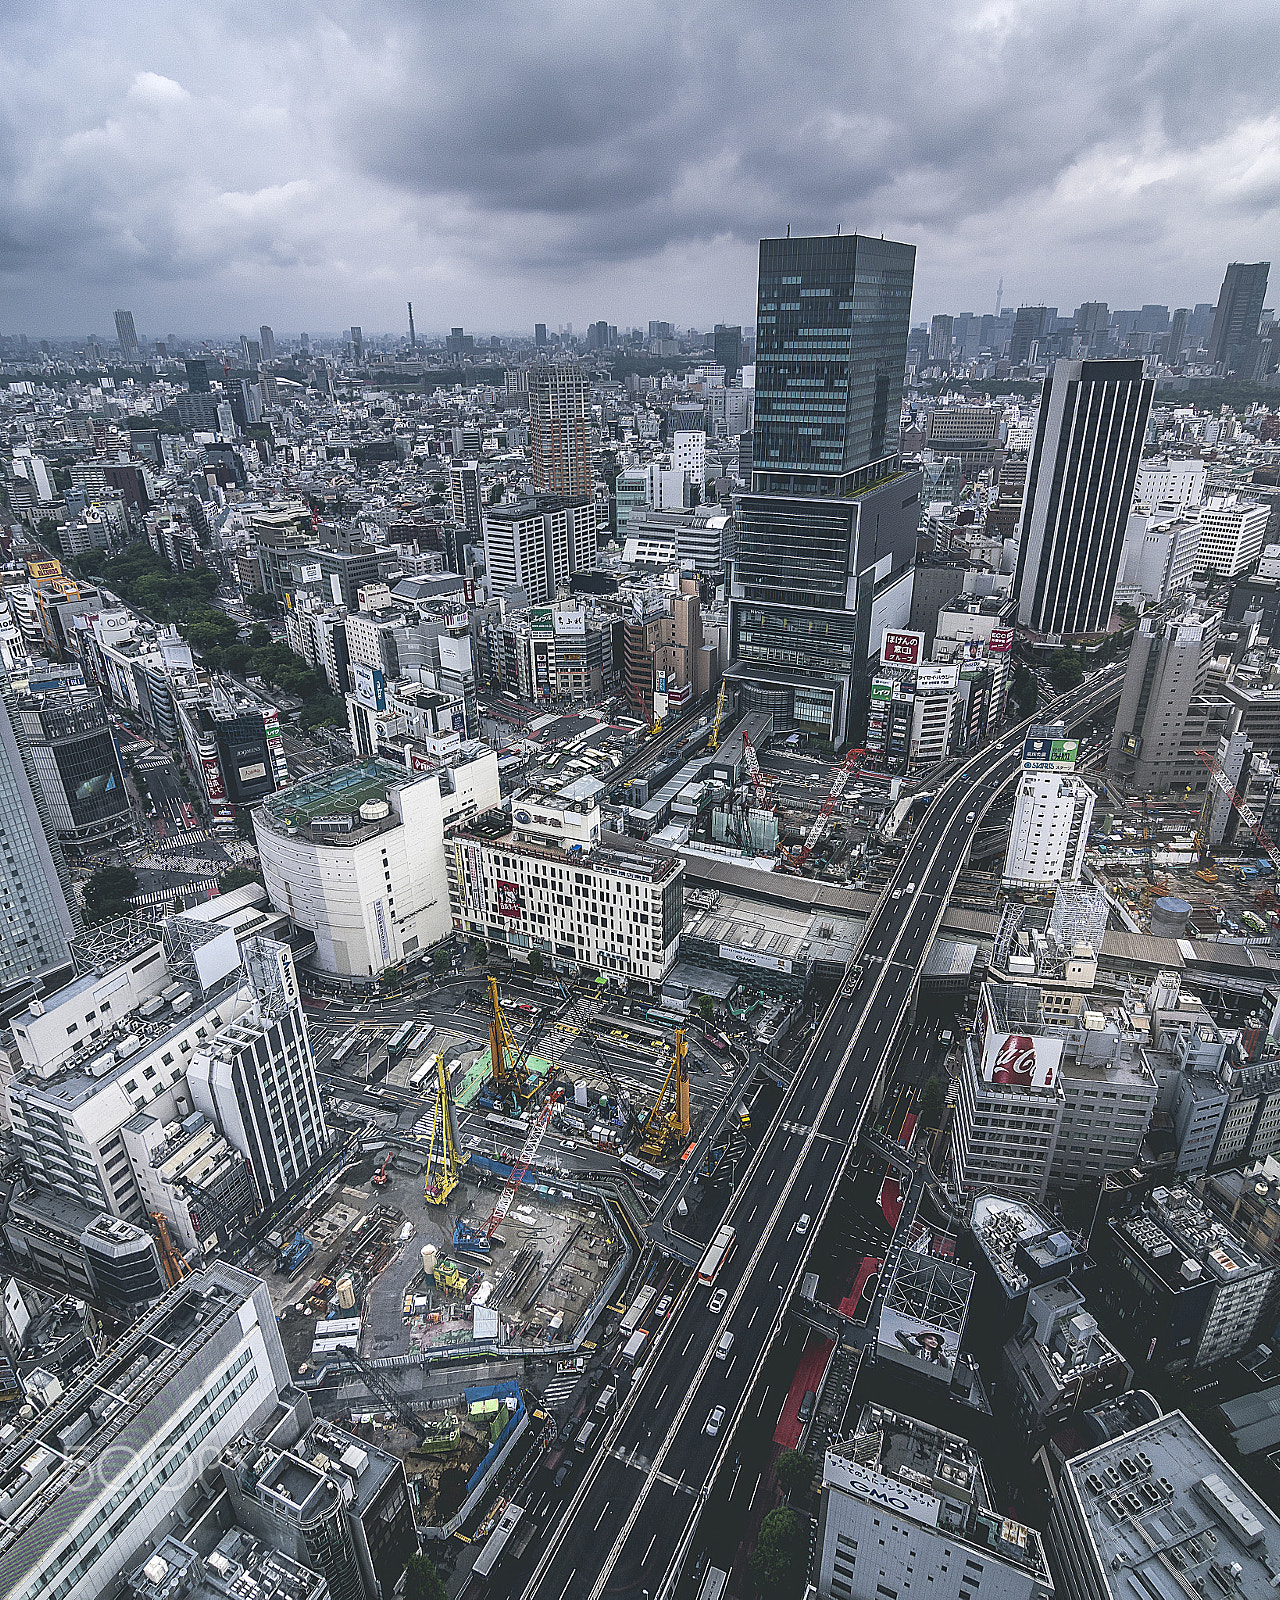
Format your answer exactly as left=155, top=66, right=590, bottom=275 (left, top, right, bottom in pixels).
left=728, top=234, right=921, bottom=745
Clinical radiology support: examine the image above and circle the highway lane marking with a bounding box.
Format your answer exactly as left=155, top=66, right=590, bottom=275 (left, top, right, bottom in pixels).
left=594, top=1502, right=610, bottom=1530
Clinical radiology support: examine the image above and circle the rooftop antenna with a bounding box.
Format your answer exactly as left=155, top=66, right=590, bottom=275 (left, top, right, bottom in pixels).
left=786, top=224, right=791, bottom=237
left=996, top=277, right=1004, bottom=317
left=836, top=223, right=841, bottom=235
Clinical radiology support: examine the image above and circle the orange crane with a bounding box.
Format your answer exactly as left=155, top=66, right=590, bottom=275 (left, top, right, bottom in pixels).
left=150, top=1211, right=190, bottom=1287
left=1195, top=749, right=1280, bottom=870
left=371, top=1151, right=393, bottom=1187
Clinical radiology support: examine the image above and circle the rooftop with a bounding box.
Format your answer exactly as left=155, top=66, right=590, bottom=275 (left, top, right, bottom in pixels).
left=969, top=1193, right=1077, bottom=1297
left=128, top=1529, right=326, bottom=1600
left=1115, top=1183, right=1270, bottom=1289
left=1063, top=1411, right=1280, bottom=1599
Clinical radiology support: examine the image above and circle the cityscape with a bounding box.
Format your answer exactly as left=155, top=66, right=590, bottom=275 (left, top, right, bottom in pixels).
left=4, top=10, right=1280, bottom=1600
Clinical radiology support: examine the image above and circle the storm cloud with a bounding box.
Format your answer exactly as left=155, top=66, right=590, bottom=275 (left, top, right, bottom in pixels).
left=2, top=0, right=1278, bottom=335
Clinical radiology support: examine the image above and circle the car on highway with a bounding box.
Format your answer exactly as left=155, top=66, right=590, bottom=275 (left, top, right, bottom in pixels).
left=891, top=888, right=903, bottom=899
left=966, top=811, right=976, bottom=821
left=796, top=1213, right=811, bottom=1236
left=709, top=1288, right=727, bottom=1313
left=704, top=1404, right=725, bottom=1437
left=655, top=1294, right=673, bottom=1318
left=905, top=882, right=916, bottom=893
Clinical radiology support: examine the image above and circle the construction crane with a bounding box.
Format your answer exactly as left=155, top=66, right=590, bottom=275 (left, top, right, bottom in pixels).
left=741, top=731, right=770, bottom=807
left=150, top=1211, right=190, bottom=1288
left=486, top=975, right=536, bottom=1107
left=637, top=1030, right=691, bottom=1160
left=485, top=1089, right=563, bottom=1237
left=424, top=1052, right=467, bottom=1205
left=782, top=747, right=865, bottom=872
left=554, top=977, right=642, bottom=1137
left=371, top=1151, right=393, bottom=1187
left=708, top=681, right=728, bottom=751
left=1195, top=748, right=1280, bottom=871
left=336, top=1351, right=450, bottom=1447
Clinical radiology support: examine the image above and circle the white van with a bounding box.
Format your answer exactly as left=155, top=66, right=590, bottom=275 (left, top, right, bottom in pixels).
left=716, top=1331, right=734, bottom=1360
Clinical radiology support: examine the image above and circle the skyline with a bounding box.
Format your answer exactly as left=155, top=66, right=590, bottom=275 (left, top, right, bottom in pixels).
left=3, top=0, right=1279, bottom=336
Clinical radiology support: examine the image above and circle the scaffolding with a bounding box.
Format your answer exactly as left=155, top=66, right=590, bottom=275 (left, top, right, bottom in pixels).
left=424, top=1053, right=467, bottom=1205
left=70, top=913, right=161, bottom=977
left=1047, top=886, right=1109, bottom=954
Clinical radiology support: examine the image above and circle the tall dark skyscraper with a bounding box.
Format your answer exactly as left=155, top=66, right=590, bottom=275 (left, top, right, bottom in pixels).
left=1167, top=307, right=1189, bottom=365
left=751, top=233, right=914, bottom=494
left=1014, top=359, right=1153, bottom=638
left=1074, top=302, right=1109, bottom=358
left=113, top=309, right=139, bottom=361
left=1208, top=261, right=1270, bottom=375
left=258, top=323, right=276, bottom=361
left=534, top=323, right=547, bottom=347
left=714, top=323, right=742, bottom=383
left=185, top=357, right=211, bottom=392
left=727, top=233, right=920, bottom=746
left=528, top=364, right=593, bottom=495
left=1010, top=305, right=1051, bottom=367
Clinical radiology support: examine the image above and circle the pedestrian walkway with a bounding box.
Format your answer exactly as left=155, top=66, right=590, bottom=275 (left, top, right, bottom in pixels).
left=127, top=879, right=219, bottom=909
left=540, top=1371, right=582, bottom=1408
left=160, top=827, right=212, bottom=849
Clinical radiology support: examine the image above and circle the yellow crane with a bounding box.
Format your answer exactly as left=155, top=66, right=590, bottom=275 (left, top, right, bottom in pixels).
left=486, top=975, right=535, bottom=1105
left=150, top=1211, right=190, bottom=1287
left=637, top=1030, right=691, bottom=1159
left=708, top=681, right=728, bottom=751
left=424, top=1053, right=467, bottom=1204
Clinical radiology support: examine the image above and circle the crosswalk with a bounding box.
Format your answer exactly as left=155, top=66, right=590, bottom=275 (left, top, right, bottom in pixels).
left=160, top=827, right=212, bottom=848
left=540, top=1371, right=582, bottom=1408
left=128, top=879, right=220, bottom=909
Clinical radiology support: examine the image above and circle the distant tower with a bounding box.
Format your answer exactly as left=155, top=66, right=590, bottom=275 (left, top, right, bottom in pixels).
left=258, top=324, right=276, bottom=362
left=1207, top=261, right=1270, bottom=376
left=114, top=309, right=140, bottom=361
left=995, top=278, right=1003, bottom=318
left=408, top=302, right=417, bottom=350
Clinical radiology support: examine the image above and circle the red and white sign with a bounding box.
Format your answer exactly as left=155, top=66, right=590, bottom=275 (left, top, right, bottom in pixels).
left=200, top=750, right=226, bottom=804
left=980, top=1030, right=1062, bottom=1089
left=495, top=880, right=524, bottom=918
left=989, top=628, right=1014, bottom=654
left=881, top=628, right=924, bottom=667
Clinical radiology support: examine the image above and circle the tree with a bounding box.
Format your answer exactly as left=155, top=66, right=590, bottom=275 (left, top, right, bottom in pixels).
left=697, top=995, right=716, bottom=1022
left=1048, top=648, right=1085, bottom=693
left=774, top=1449, right=815, bottom=1499
left=750, top=1506, right=806, bottom=1599
left=82, top=866, right=138, bottom=924
left=249, top=622, right=271, bottom=649
left=1010, top=663, right=1039, bottom=719
left=37, top=516, right=57, bottom=539
left=432, top=944, right=452, bottom=974
left=402, top=1554, right=447, bottom=1600
left=527, top=948, right=545, bottom=977
left=487, top=482, right=504, bottom=504
left=246, top=590, right=276, bottom=617
left=919, top=1074, right=947, bottom=1127
left=471, top=938, right=488, bottom=964
left=217, top=863, right=260, bottom=894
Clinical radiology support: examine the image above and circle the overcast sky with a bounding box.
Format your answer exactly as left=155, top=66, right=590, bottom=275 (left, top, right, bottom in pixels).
left=3, top=0, right=1278, bottom=340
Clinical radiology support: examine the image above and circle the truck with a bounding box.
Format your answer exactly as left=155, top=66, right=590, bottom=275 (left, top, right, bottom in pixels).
left=619, top=1329, right=649, bottom=1367
left=276, top=1229, right=314, bottom=1276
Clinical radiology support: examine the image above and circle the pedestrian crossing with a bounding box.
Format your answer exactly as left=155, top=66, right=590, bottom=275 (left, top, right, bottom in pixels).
left=160, top=827, right=212, bottom=848
left=127, top=879, right=220, bottom=909
left=540, top=1372, right=582, bottom=1408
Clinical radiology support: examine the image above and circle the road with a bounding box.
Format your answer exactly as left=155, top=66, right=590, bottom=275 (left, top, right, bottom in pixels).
left=511, top=667, right=1125, bottom=1600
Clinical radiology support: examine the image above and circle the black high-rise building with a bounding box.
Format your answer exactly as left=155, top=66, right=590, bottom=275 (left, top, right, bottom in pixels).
left=1167, top=307, right=1189, bottom=365
left=1208, top=261, right=1270, bottom=375
left=727, top=234, right=920, bottom=746
left=1014, top=359, right=1153, bottom=638
left=714, top=323, right=742, bottom=383
left=1010, top=305, right=1051, bottom=367
left=185, top=357, right=211, bottom=392
left=534, top=323, right=547, bottom=347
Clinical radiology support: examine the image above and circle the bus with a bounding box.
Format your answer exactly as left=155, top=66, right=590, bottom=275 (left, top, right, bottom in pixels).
left=387, top=1021, right=415, bottom=1064
left=703, top=1029, right=730, bottom=1055
left=698, top=1224, right=736, bottom=1286
left=472, top=1502, right=525, bottom=1584
left=330, top=1032, right=361, bottom=1067
left=618, top=1285, right=657, bottom=1336
left=486, top=1112, right=529, bottom=1137
left=697, top=1567, right=729, bottom=1600
left=408, top=1060, right=434, bottom=1090
left=407, top=1024, right=435, bottom=1057
left=619, top=1153, right=666, bottom=1186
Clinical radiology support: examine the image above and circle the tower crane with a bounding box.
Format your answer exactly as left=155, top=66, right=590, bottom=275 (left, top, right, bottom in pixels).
left=637, top=1030, right=692, bottom=1160
left=485, top=1089, right=563, bottom=1236
left=424, top=1052, right=467, bottom=1205
left=150, top=1212, right=190, bottom=1288
left=782, top=747, right=865, bottom=872
left=740, top=731, right=770, bottom=806
left=708, top=681, right=728, bottom=751
left=1195, top=748, right=1280, bottom=870
left=553, top=977, right=642, bottom=1137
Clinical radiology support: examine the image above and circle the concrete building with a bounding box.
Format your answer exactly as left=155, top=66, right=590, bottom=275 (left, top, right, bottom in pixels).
left=0, top=1262, right=300, bottom=1600
left=1202, top=1158, right=1280, bottom=1259
left=0, top=693, right=80, bottom=981
left=1132, top=457, right=1206, bottom=517
left=1015, top=360, right=1153, bottom=638
left=815, top=1403, right=1055, bottom=1600
left=482, top=495, right=598, bottom=605
left=1046, top=1409, right=1280, bottom=1600
left=1114, top=513, right=1200, bottom=606
left=1001, top=1280, right=1132, bottom=1447
left=446, top=783, right=684, bottom=985
left=1092, top=1176, right=1277, bottom=1370
left=1195, top=494, right=1270, bottom=577
left=253, top=753, right=500, bottom=978
left=3, top=684, right=131, bottom=847
left=967, top=1193, right=1084, bottom=1336
left=528, top=364, right=593, bottom=496
left=125, top=1530, right=328, bottom=1600
left=1002, top=772, right=1095, bottom=888
left=121, top=1107, right=262, bottom=1255
left=1108, top=607, right=1223, bottom=792
left=671, top=428, right=706, bottom=484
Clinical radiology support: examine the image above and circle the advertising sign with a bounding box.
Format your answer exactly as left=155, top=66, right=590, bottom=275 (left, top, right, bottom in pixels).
left=718, top=943, right=792, bottom=974
left=980, top=1028, right=1063, bottom=1089
left=495, top=881, right=524, bottom=918
left=352, top=662, right=387, bottom=712
left=451, top=711, right=467, bottom=734
left=299, top=562, right=322, bottom=584
left=1022, top=736, right=1078, bottom=773
left=989, top=628, right=1014, bottom=653
left=237, top=762, right=268, bottom=782
left=826, top=1458, right=942, bottom=1527
left=530, top=607, right=555, bottom=636
left=461, top=841, right=486, bottom=911
left=200, top=750, right=226, bottom=804
left=881, top=628, right=924, bottom=667
left=373, top=899, right=391, bottom=966
left=464, top=577, right=476, bottom=604
left=27, top=559, right=62, bottom=579
left=879, top=1308, right=961, bottom=1381
left=554, top=608, right=586, bottom=637
left=916, top=663, right=961, bottom=693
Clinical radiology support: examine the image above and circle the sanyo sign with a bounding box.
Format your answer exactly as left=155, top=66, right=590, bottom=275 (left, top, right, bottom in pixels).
left=826, top=1456, right=941, bottom=1527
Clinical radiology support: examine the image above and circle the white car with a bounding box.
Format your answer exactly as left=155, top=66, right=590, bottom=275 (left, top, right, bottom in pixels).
left=709, top=1288, right=727, bottom=1313
left=704, top=1404, right=726, bottom=1437
left=655, top=1294, right=673, bottom=1318
left=905, top=882, right=916, bottom=893
left=966, top=811, right=976, bottom=821
left=796, top=1213, right=811, bottom=1236
left=891, top=888, right=903, bottom=899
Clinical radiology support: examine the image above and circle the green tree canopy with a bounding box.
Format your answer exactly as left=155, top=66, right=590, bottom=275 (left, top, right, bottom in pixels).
left=750, top=1505, right=807, bottom=1599
left=402, top=1554, right=447, bottom=1600
left=775, top=1448, right=815, bottom=1498
left=82, top=866, right=138, bottom=924
left=919, top=1075, right=947, bottom=1127
left=217, top=863, right=261, bottom=894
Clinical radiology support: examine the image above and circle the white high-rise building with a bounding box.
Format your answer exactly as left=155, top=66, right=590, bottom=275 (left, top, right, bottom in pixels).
left=671, top=429, right=706, bottom=484
left=1132, top=456, right=1206, bottom=516
left=482, top=496, right=597, bottom=604
left=815, top=1403, right=1055, bottom=1600
left=1195, top=494, right=1269, bottom=577
left=1003, top=772, right=1095, bottom=887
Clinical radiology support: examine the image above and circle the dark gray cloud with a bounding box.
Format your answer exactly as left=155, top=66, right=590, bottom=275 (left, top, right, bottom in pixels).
left=2, top=0, right=1278, bottom=335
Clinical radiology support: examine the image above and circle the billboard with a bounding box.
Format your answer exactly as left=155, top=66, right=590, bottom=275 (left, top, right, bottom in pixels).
left=352, top=662, right=387, bottom=712
left=530, top=607, right=555, bottom=636
left=881, top=628, right=924, bottom=667
left=495, top=880, right=524, bottom=918
left=989, top=628, right=1014, bottom=653
left=916, top=663, right=961, bottom=693
left=27, top=559, right=62, bottom=579
left=554, top=608, right=586, bottom=637
left=980, top=1029, right=1063, bottom=1089
left=879, top=1308, right=961, bottom=1381
left=870, top=679, right=894, bottom=702
left=1022, top=735, right=1078, bottom=772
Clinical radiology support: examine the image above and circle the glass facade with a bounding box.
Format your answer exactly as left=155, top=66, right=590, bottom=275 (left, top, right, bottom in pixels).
left=734, top=492, right=859, bottom=608
left=752, top=233, right=915, bottom=489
